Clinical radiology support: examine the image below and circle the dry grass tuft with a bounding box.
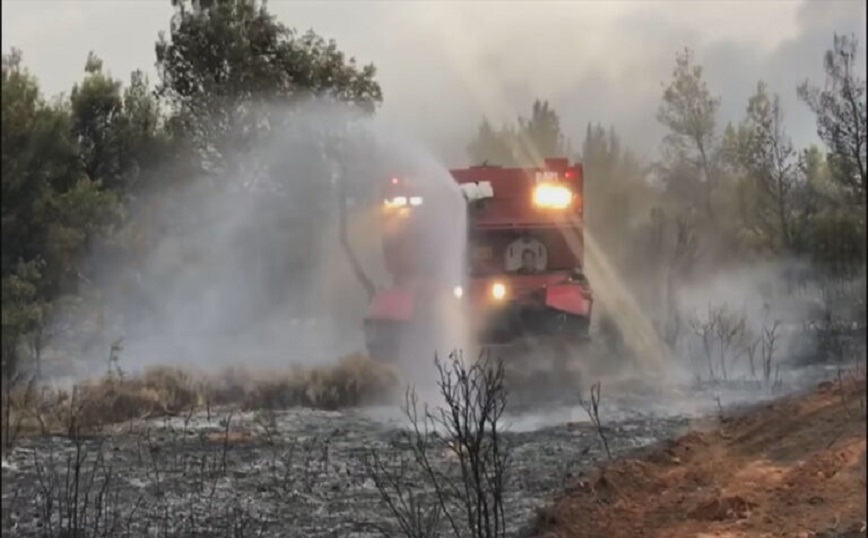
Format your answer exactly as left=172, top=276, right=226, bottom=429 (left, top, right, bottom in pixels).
left=300, top=352, right=400, bottom=410
left=75, top=366, right=202, bottom=428
left=3, top=366, right=204, bottom=439
left=203, top=353, right=400, bottom=410
left=2, top=353, right=399, bottom=445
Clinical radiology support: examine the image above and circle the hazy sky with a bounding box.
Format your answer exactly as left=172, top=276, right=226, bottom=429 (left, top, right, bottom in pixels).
left=3, top=0, right=866, bottom=165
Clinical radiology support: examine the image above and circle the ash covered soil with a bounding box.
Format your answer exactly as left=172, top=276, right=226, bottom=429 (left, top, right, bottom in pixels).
left=0, top=363, right=854, bottom=538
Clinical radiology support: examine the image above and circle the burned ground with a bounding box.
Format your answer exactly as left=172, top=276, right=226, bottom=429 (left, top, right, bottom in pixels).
left=1, top=400, right=689, bottom=537
left=2, top=356, right=859, bottom=538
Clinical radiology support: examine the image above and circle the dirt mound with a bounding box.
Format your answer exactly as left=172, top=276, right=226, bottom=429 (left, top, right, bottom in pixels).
left=536, top=371, right=867, bottom=538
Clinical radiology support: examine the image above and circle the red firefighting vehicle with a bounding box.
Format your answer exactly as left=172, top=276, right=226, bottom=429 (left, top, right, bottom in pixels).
left=363, top=157, right=593, bottom=364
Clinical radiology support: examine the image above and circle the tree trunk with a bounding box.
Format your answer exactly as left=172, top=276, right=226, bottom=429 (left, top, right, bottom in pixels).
left=776, top=173, right=791, bottom=252
left=336, top=162, right=376, bottom=301
left=697, top=141, right=716, bottom=226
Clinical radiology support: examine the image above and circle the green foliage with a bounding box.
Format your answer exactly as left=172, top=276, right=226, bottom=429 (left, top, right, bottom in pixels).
left=1, top=261, right=45, bottom=374
left=800, top=208, right=865, bottom=274
left=467, top=99, right=568, bottom=166
left=70, top=54, right=170, bottom=195
left=2, top=50, right=86, bottom=282
left=468, top=118, right=516, bottom=167
left=155, top=0, right=382, bottom=174
left=650, top=39, right=865, bottom=275
left=519, top=100, right=568, bottom=161
left=2, top=50, right=130, bottom=379
left=37, top=177, right=123, bottom=289
left=657, top=48, right=723, bottom=224
left=657, top=48, right=720, bottom=160
left=796, top=34, right=867, bottom=270
left=2, top=1, right=387, bottom=381
left=579, top=123, right=653, bottom=264
left=724, top=81, right=802, bottom=253
left=798, top=33, right=867, bottom=205
left=70, top=53, right=126, bottom=189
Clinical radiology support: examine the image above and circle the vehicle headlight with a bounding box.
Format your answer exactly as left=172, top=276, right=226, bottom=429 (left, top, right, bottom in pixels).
left=491, top=282, right=506, bottom=300
left=453, top=285, right=464, bottom=299
left=532, top=183, right=572, bottom=209
left=384, top=196, right=408, bottom=207
left=384, top=195, right=423, bottom=208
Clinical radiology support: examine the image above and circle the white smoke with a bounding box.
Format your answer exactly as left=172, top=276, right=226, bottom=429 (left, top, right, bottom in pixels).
left=44, top=98, right=468, bottom=396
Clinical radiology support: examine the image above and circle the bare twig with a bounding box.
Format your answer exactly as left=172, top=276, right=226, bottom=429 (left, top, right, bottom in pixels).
left=761, top=320, right=781, bottom=387
left=580, top=382, right=612, bottom=461
left=367, top=349, right=511, bottom=538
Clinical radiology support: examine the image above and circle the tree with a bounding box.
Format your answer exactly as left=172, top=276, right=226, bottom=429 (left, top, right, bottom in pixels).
left=1, top=261, right=45, bottom=378
left=63, top=54, right=173, bottom=296
left=792, top=145, right=865, bottom=273
left=467, top=99, right=568, bottom=167
left=657, top=48, right=722, bottom=222
left=153, top=0, right=385, bottom=301
left=579, top=123, right=649, bottom=254
left=728, top=81, right=801, bottom=253
left=1, top=49, right=95, bottom=291
left=155, top=0, right=382, bottom=177
left=69, top=53, right=127, bottom=192
left=37, top=176, right=123, bottom=293
left=324, top=124, right=377, bottom=300
left=798, top=34, right=866, bottom=206
left=117, top=70, right=171, bottom=194
left=2, top=50, right=123, bottom=379
left=516, top=99, right=568, bottom=162
left=467, top=118, right=515, bottom=166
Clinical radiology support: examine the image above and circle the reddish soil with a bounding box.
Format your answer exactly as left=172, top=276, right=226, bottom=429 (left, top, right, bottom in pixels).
left=537, top=373, right=868, bottom=538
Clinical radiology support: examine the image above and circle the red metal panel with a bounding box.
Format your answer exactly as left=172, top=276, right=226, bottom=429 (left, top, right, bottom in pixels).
left=467, top=273, right=570, bottom=305
left=449, top=163, right=584, bottom=230
left=367, top=288, right=416, bottom=321
left=544, top=283, right=592, bottom=316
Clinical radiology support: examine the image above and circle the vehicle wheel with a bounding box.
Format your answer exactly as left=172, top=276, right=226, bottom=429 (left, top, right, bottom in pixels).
left=551, top=338, right=570, bottom=377
left=597, top=312, right=623, bottom=350
left=364, top=320, right=403, bottom=363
